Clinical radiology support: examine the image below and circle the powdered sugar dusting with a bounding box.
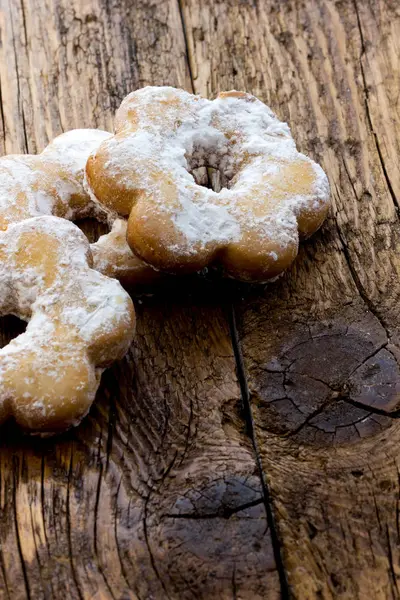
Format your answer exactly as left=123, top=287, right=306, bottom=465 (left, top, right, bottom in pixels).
left=0, top=216, right=135, bottom=433
left=0, top=128, right=146, bottom=285
left=90, top=87, right=330, bottom=266
left=43, top=129, right=111, bottom=181
left=0, top=129, right=111, bottom=228
left=174, top=191, right=241, bottom=245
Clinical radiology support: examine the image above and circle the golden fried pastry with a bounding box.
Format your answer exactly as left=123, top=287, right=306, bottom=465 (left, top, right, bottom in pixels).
left=0, top=129, right=158, bottom=285
left=0, top=129, right=111, bottom=227
left=91, top=219, right=162, bottom=286
left=86, top=87, right=330, bottom=282
left=0, top=216, right=135, bottom=434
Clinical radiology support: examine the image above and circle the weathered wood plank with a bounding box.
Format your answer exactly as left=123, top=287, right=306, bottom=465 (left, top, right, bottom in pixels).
left=0, top=1, right=279, bottom=598
left=181, top=0, right=400, bottom=597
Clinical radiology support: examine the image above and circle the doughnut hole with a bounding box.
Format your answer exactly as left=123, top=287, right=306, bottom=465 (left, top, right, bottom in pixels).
left=0, top=316, right=27, bottom=424
left=191, top=166, right=225, bottom=192
left=0, top=316, right=27, bottom=348
left=76, top=217, right=109, bottom=244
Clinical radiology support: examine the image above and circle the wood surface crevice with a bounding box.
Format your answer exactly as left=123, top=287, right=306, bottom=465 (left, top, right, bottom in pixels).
left=65, top=448, right=83, bottom=600
left=227, top=304, right=291, bottom=600
left=104, top=389, right=116, bottom=475
left=334, top=218, right=391, bottom=336
left=0, top=80, right=5, bottom=153
left=353, top=0, right=400, bottom=215
left=39, top=455, right=50, bottom=562
left=386, top=523, right=400, bottom=595
left=12, top=459, right=31, bottom=600
left=27, top=505, right=40, bottom=584
left=112, top=476, right=133, bottom=596
left=93, top=457, right=117, bottom=600
left=177, top=0, right=195, bottom=91
left=0, top=553, right=9, bottom=600
left=142, top=494, right=170, bottom=600
left=284, top=339, right=398, bottom=418
left=163, top=495, right=264, bottom=519
left=282, top=398, right=335, bottom=439
left=13, top=0, right=31, bottom=154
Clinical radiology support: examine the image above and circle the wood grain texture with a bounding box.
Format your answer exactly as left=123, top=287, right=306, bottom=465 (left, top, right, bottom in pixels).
left=179, top=0, right=400, bottom=597
left=0, top=1, right=279, bottom=599
left=2, top=0, right=400, bottom=598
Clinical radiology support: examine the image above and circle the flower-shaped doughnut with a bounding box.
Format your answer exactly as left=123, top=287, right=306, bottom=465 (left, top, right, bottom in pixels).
left=86, top=86, right=330, bottom=282
left=0, top=129, right=111, bottom=227
left=0, top=216, right=135, bottom=434
left=0, top=129, right=158, bottom=285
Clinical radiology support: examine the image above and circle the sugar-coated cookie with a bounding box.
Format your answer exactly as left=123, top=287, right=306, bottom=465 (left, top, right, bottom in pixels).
left=86, top=87, right=330, bottom=282
left=0, top=216, right=135, bottom=434
left=0, top=129, right=158, bottom=286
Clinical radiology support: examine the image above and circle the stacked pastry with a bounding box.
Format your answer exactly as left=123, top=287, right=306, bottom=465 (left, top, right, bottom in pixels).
left=0, top=86, right=330, bottom=434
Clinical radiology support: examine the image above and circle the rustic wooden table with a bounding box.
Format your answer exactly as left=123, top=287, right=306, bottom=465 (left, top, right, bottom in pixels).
left=0, top=0, right=399, bottom=598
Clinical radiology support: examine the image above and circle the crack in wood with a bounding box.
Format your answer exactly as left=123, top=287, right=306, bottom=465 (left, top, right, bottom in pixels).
left=231, top=563, right=237, bottom=600
left=103, top=370, right=117, bottom=474
left=12, top=456, right=31, bottom=600
left=284, top=398, right=336, bottom=438
left=9, top=0, right=29, bottom=153
left=19, top=0, right=28, bottom=48
left=0, top=76, right=6, bottom=152
left=66, top=446, right=84, bottom=600
left=0, top=544, right=10, bottom=600
left=341, top=396, right=400, bottom=419
left=227, top=304, right=291, bottom=600
left=28, top=499, right=45, bottom=591
left=177, top=0, right=195, bottom=92
left=386, top=524, right=400, bottom=596
left=342, top=157, right=360, bottom=203
left=164, top=497, right=263, bottom=519
left=40, top=454, right=51, bottom=559
left=93, top=445, right=116, bottom=600
left=353, top=0, right=400, bottom=214
left=143, top=493, right=171, bottom=599
left=334, top=219, right=391, bottom=339
left=113, top=477, right=133, bottom=594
